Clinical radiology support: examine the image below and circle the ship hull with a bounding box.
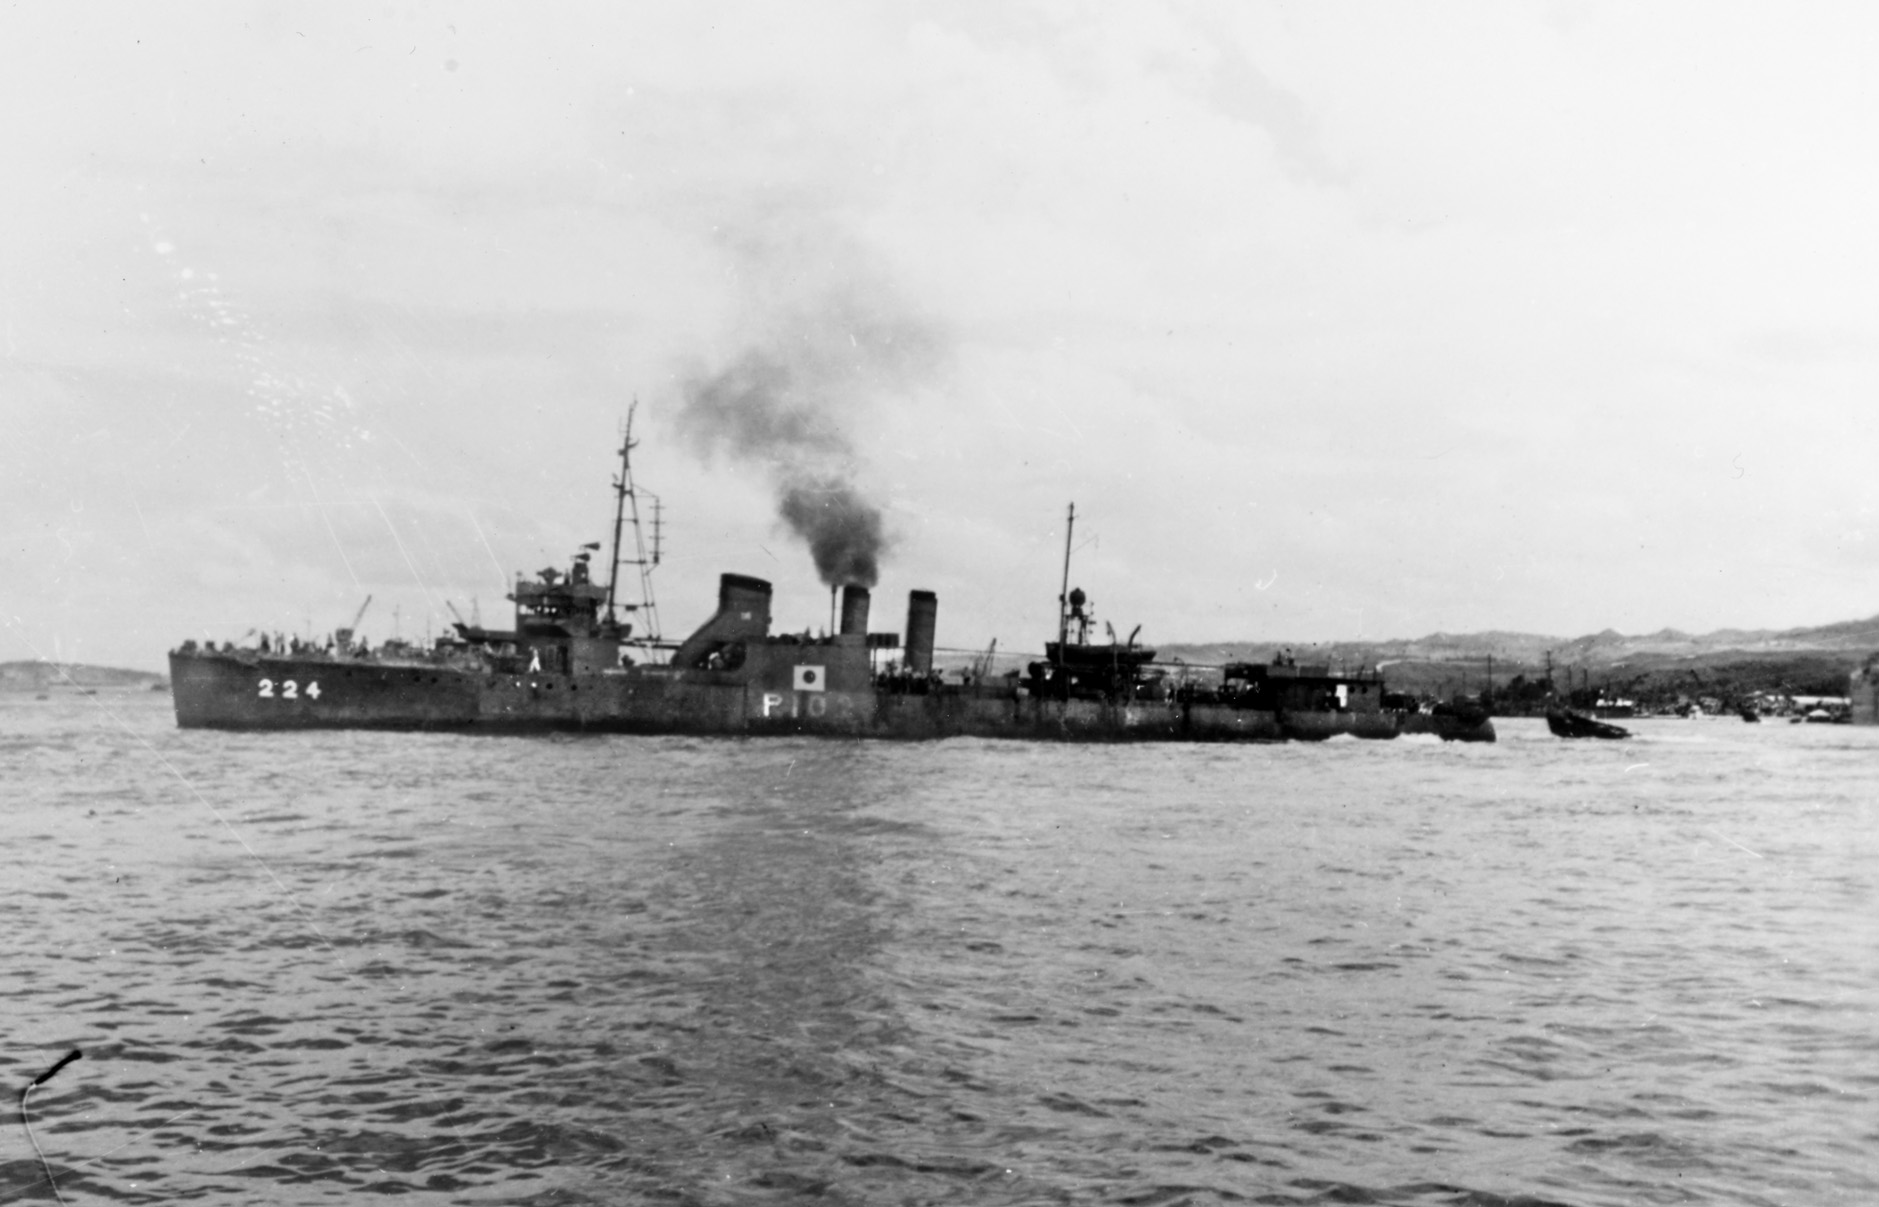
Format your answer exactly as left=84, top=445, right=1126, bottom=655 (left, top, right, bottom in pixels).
left=169, top=652, right=1495, bottom=742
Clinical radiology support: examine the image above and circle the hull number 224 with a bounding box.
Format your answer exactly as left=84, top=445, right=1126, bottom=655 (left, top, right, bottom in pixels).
left=258, top=679, right=321, bottom=700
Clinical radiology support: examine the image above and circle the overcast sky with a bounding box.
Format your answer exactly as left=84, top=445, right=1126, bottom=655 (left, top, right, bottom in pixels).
left=5, top=2, right=1877, bottom=672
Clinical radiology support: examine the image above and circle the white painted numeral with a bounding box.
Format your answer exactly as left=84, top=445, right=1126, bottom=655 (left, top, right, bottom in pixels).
left=260, top=677, right=319, bottom=700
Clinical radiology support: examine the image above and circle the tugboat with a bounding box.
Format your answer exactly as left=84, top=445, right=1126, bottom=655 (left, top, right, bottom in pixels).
left=169, top=426, right=1493, bottom=743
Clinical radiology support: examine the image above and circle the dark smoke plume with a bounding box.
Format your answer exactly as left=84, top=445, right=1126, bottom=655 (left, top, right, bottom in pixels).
left=676, top=349, right=849, bottom=464
left=676, top=262, right=943, bottom=589
left=779, top=477, right=886, bottom=588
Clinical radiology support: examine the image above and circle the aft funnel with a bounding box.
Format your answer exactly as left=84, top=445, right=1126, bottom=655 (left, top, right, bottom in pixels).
left=904, top=590, right=937, bottom=673
left=840, top=585, right=870, bottom=638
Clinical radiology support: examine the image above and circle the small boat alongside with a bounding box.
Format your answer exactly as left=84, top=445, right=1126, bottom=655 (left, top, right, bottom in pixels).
left=1546, top=705, right=1631, bottom=740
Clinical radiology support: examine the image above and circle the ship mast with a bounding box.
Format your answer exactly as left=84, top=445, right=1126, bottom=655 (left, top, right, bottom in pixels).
left=604, top=417, right=631, bottom=617
left=604, top=402, right=664, bottom=644
left=1057, top=502, right=1075, bottom=653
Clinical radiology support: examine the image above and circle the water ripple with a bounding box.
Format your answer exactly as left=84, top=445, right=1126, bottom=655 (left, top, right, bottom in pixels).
left=4, top=699, right=1877, bottom=1204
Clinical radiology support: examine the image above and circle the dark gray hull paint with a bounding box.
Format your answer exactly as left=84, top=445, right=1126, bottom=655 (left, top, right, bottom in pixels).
left=170, top=652, right=1495, bottom=743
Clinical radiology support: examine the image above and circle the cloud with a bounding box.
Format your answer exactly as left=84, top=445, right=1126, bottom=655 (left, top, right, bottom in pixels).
left=7, top=1, right=1879, bottom=669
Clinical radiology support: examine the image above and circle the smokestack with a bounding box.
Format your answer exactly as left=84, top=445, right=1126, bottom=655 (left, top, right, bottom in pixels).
left=904, top=589, right=937, bottom=673
left=670, top=574, right=774, bottom=669
left=840, top=585, right=870, bottom=638
left=717, top=573, right=773, bottom=620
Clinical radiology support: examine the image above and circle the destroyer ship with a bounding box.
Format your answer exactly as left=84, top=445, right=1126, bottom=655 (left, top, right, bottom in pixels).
left=169, top=423, right=1493, bottom=743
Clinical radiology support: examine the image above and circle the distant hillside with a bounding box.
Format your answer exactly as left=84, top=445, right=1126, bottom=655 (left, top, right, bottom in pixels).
left=1153, top=615, right=1879, bottom=709
left=0, top=662, right=169, bottom=691
left=1156, top=612, right=1879, bottom=672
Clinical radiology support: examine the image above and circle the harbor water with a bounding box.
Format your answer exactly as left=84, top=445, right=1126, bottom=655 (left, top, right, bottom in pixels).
left=3, top=691, right=1875, bottom=1205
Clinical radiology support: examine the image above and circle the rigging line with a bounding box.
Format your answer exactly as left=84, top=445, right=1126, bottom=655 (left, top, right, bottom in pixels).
left=371, top=497, right=441, bottom=614
left=463, top=509, right=512, bottom=589
left=299, top=468, right=362, bottom=595
left=1706, top=828, right=1765, bottom=860
left=400, top=508, right=468, bottom=624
